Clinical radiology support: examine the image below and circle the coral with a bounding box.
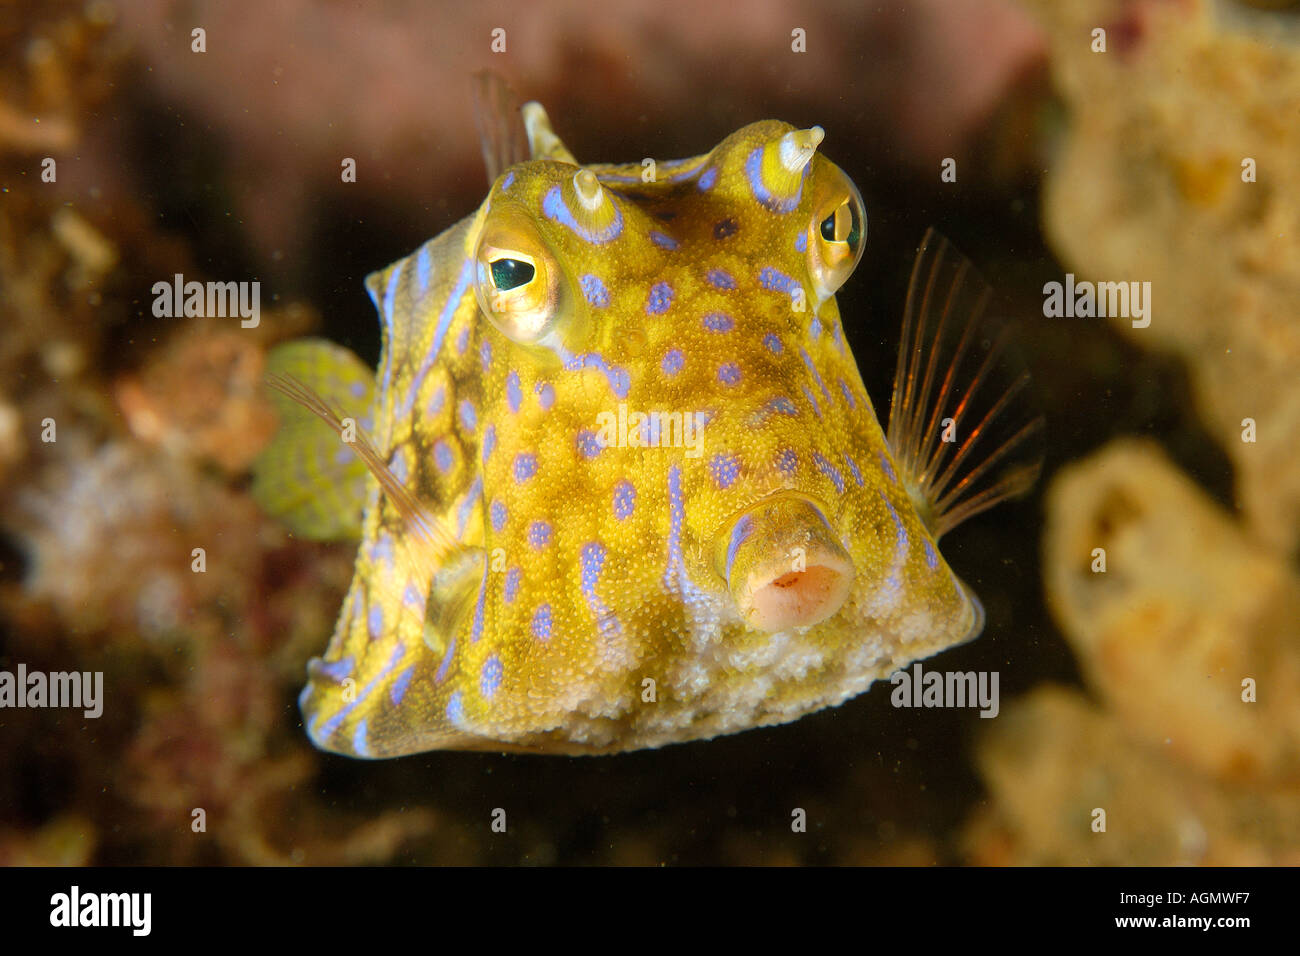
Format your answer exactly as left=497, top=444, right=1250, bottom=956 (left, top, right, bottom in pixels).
left=1022, top=0, right=1300, bottom=553
left=1044, top=440, right=1300, bottom=785
left=966, top=687, right=1300, bottom=866
left=966, top=0, right=1300, bottom=868
left=970, top=441, right=1300, bottom=864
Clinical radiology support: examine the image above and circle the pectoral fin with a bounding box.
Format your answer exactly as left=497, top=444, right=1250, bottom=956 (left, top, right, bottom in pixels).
left=251, top=338, right=375, bottom=540
left=886, top=229, right=1045, bottom=538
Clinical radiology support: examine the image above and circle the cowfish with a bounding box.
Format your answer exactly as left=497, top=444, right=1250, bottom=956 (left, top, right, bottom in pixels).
left=252, top=80, right=1043, bottom=757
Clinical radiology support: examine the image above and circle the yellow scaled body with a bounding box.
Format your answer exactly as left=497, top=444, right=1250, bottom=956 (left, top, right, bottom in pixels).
left=254, top=99, right=1038, bottom=757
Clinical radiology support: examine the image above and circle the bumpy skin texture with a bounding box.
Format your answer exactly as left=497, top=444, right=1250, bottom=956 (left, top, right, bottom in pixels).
left=297, top=120, right=981, bottom=757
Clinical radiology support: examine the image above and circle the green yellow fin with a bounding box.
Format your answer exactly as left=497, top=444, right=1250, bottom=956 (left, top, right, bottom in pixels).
left=251, top=338, right=375, bottom=541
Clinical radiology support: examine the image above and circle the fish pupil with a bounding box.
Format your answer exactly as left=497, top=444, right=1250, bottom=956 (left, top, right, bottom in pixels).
left=491, top=257, right=535, bottom=291
left=847, top=203, right=861, bottom=249
left=819, top=211, right=837, bottom=241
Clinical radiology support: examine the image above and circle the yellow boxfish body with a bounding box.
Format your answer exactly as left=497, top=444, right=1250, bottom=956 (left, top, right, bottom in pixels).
left=253, top=92, right=1042, bottom=757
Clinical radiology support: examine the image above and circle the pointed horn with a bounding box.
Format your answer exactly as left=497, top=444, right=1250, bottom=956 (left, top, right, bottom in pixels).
left=573, top=169, right=604, bottom=211
left=553, top=166, right=624, bottom=243
left=521, top=101, right=578, bottom=165
left=749, top=125, right=822, bottom=213
left=779, top=126, right=824, bottom=173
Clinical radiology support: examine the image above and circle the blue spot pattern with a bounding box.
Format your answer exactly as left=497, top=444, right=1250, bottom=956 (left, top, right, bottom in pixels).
left=506, top=371, right=522, bottom=413
left=581, top=273, right=611, bottom=307
left=745, top=147, right=804, bottom=213
left=801, top=384, right=823, bottom=418
left=646, top=281, right=674, bottom=315
left=532, top=604, right=552, bottom=640
left=563, top=351, right=630, bottom=399
left=703, top=312, right=734, bottom=332
left=706, top=268, right=737, bottom=290
left=504, top=566, right=521, bottom=603
left=480, top=655, right=503, bottom=699
left=314, top=656, right=354, bottom=683
left=577, top=429, right=603, bottom=459
left=514, top=452, right=537, bottom=482
left=613, top=479, right=636, bottom=519
left=813, top=452, right=846, bottom=494
left=767, top=396, right=798, bottom=416
left=446, top=691, right=465, bottom=727
left=528, top=520, right=552, bottom=550
left=542, top=185, right=623, bottom=243
left=723, top=513, right=753, bottom=581
left=717, top=362, right=741, bottom=385
left=650, top=230, right=678, bottom=250
left=458, top=399, right=477, bottom=433
left=390, top=665, right=414, bottom=706
left=845, top=454, right=864, bottom=486
left=433, top=439, right=454, bottom=473
left=490, top=499, right=507, bottom=531
left=759, top=266, right=799, bottom=295
left=800, top=347, right=832, bottom=401
left=661, top=349, right=684, bottom=376
left=710, top=453, right=740, bottom=489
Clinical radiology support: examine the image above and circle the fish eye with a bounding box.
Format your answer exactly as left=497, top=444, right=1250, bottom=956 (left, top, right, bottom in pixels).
left=473, top=213, right=579, bottom=350
left=489, top=257, right=536, bottom=291
left=819, top=201, right=861, bottom=247
left=806, top=173, right=867, bottom=303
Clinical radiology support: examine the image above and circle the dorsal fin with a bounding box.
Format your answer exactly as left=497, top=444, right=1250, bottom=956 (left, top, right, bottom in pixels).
left=471, top=70, right=531, bottom=184
left=886, top=229, right=1045, bottom=538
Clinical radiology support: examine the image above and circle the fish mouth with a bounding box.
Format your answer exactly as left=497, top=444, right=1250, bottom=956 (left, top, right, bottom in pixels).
left=712, top=491, right=855, bottom=632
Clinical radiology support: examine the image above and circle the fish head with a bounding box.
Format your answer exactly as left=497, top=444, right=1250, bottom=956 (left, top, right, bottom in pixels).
left=446, top=119, right=980, bottom=752
left=261, top=103, right=1029, bottom=758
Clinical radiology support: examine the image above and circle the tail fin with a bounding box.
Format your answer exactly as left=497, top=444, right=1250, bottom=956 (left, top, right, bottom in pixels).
left=886, top=229, right=1045, bottom=538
